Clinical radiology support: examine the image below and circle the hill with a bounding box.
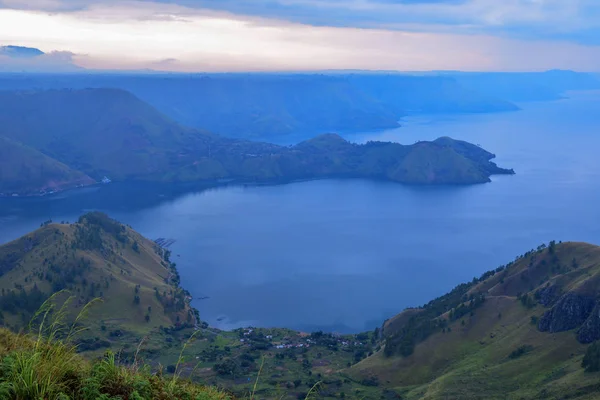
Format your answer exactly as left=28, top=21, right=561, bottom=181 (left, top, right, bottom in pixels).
left=0, top=88, right=213, bottom=182
left=0, top=136, right=95, bottom=196
left=289, top=134, right=513, bottom=184
left=0, top=212, right=197, bottom=351
left=0, top=88, right=514, bottom=194
left=350, top=241, right=600, bottom=399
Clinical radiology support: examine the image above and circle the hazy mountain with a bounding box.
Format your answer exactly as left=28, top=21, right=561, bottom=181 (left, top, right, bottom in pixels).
left=446, top=70, right=600, bottom=102
left=347, top=74, right=520, bottom=114
left=0, top=70, right=595, bottom=141
left=0, top=45, right=44, bottom=58
left=0, top=73, right=523, bottom=140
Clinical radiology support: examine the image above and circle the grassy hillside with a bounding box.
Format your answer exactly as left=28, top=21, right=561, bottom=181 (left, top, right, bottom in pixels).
left=0, top=89, right=514, bottom=194
left=0, top=212, right=196, bottom=351
left=0, top=136, right=94, bottom=196
left=351, top=242, right=600, bottom=399
left=0, top=327, right=230, bottom=400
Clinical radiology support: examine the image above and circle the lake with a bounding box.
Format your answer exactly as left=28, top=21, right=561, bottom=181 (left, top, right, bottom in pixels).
left=1, top=91, right=600, bottom=333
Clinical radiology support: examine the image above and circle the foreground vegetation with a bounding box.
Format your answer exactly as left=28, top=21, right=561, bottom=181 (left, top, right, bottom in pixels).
left=0, top=315, right=230, bottom=400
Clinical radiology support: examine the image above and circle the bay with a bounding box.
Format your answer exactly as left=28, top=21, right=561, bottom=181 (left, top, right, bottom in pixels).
left=1, top=91, right=600, bottom=332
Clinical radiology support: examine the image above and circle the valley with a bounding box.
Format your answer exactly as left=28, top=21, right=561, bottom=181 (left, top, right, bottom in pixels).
left=1, top=215, right=600, bottom=399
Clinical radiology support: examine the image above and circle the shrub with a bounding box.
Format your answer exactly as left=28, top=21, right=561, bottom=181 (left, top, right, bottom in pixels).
left=0, top=295, right=230, bottom=400
left=582, top=342, right=600, bottom=372
left=509, top=345, right=534, bottom=360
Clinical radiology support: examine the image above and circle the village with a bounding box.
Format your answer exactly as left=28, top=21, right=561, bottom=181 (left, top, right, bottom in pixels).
left=237, top=327, right=373, bottom=353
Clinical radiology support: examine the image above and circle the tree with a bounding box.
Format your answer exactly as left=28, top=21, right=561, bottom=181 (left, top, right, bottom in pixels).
left=582, top=342, right=600, bottom=372
left=548, top=240, right=556, bottom=254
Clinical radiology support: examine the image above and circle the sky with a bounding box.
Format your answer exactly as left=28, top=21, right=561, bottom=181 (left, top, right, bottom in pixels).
left=0, top=0, right=599, bottom=72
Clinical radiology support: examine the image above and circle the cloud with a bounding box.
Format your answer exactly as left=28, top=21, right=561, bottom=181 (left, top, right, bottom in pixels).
left=145, top=0, right=600, bottom=43
left=0, top=0, right=599, bottom=72
left=1, top=0, right=599, bottom=44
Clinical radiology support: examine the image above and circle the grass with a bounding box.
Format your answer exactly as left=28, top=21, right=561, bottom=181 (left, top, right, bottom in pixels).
left=0, top=295, right=230, bottom=400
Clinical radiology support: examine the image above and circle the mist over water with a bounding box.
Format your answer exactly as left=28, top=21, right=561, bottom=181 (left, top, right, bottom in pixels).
left=1, top=91, right=600, bottom=333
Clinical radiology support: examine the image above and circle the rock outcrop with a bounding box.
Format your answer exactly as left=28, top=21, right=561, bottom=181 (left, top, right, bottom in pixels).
left=535, top=284, right=563, bottom=307
left=538, top=293, right=596, bottom=333
left=578, top=304, right=600, bottom=343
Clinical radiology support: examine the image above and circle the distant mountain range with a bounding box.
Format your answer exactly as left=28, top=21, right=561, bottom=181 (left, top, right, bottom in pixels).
left=0, top=45, right=45, bottom=58
left=1, top=69, right=597, bottom=140
left=0, top=88, right=513, bottom=196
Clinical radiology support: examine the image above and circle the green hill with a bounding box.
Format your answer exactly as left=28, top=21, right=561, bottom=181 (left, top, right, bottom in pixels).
left=351, top=241, right=600, bottom=399
left=0, top=212, right=196, bottom=352
left=0, top=89, right=513, bottom=195
left=0, top=136, right=94, bottom=196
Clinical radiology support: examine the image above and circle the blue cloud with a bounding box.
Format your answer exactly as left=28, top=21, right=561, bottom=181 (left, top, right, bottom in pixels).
left=2, top=0, right=600, bottom=45
left=155, top=0, right=600, bottom=45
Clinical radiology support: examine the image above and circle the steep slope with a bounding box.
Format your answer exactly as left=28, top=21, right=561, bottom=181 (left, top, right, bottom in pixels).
left=351, top=242, right=600, bottom=399
left=0, top=88, right=213, bottom=181
left=0, top=74, right=402, bottom=139
left=0, top=73, right=523, bottom=139
left=0, top=212, right=196, bottom=350
left=1, top=71, right=597, bottom=140
left=448, top=70, right=600, bottom=102
left=348, top=74, right=520, bottom=114
left=0, top=136, right=95, bottom=196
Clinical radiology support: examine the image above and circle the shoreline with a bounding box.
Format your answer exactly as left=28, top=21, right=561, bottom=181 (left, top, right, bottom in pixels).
left=0, top=166, right=516, bottom=200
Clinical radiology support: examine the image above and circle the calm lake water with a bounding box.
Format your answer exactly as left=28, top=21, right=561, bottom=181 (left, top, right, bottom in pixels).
left=1, top=91, right=600, bottom=333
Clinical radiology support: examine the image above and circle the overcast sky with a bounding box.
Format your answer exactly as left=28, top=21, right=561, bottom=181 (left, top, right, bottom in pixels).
left=0, top=0, right=599, bottom=72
